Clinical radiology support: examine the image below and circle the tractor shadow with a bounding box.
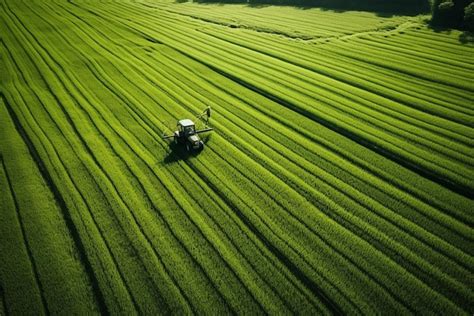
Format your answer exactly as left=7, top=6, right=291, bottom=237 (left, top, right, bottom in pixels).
left=163, top=134, right=213, bottom=164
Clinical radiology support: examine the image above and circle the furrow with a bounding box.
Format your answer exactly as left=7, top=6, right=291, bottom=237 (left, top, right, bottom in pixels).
left=1, top=4, right=138, bottom=313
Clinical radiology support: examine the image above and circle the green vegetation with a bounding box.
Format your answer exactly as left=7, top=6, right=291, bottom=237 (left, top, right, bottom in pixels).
left=191, top=0, right=429, bottom=16
left=0, top=0, right=473, bottom=314
left=432, top=0, right=474, bottom=30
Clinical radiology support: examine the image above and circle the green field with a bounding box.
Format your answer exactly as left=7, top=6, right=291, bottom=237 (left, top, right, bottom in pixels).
left=0, top=0, right=473, bottom=314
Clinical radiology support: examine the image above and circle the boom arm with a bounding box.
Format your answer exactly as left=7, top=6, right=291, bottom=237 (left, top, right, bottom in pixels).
left=197, top=106, right=211, bottom=127
left=195, top=128, right=213, bottom=134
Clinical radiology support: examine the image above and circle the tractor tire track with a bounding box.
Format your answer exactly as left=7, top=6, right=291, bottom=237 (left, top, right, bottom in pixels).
left=1, top=6, right=137, bottom=313
left=175, top=49, right=474, bottom=198
left=32, top=5, right=257, bottom=312
left=101, top=5, right=473, bottom=196
left=3, top=1, right=473, bottom=314
left=155, top=45, right=474, bottom=241
left=61, top=6, right=472, bottom=310
left=55, top=6, right=354, bottom=312
left=78, top=0, right=470, bottom=247
left=7, top=5, right=187, bottom=313
left=49, top=4, right=340, bottom=312
left=1, top=107, right=50, bottom=316
left=149, top=48, right=474, bottom=280
left=200, top=28, right=474, bottom=131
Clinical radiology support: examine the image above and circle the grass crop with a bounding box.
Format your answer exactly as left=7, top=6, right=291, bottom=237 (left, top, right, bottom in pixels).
left=1, top=0, right=473, bottom=314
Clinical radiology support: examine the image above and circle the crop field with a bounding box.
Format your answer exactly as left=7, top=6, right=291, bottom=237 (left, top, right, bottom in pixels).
left=0, top=0, right=473, bottom=314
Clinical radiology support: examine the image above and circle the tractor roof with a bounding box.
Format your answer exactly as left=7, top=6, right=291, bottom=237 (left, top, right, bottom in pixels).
left=178, top=119, right=195, bottom=127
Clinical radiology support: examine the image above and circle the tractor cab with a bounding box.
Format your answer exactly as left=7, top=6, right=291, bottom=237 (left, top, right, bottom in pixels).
left=178, top=119, right=196, bottom=136
left=173, top=119, right=204, bottom=151
left=162, top=107, right=213, bottom=152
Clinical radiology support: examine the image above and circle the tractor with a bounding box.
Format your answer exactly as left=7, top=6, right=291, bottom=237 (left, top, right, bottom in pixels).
left=162, top=107, right=213, bottom=152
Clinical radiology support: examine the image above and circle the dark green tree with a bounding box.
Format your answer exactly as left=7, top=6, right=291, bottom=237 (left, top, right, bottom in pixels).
left=431, top=0, right=474, bottom=29
left=464, top=2, right=474, bottom=30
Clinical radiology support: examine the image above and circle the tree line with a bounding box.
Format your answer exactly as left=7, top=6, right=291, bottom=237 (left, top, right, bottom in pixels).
left=193, top=0, right=429, bottom=15
left=189, top=0, right=474, bottom=31
left=431, top=0, right=474, bottom=30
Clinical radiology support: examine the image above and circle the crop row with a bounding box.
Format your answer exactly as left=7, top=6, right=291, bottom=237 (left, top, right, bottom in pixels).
left=1, top=0, right=473, bottom=314
left=150, top=25, right=472, bottom=225
left=81, top=0, right=470, bottom=254
left=196, top=20, right=473, bottom=123
left=1, top=3, right=187, bottom=313
left=0, top=91, right=98, bottom=314
left=189, top=16, right=474, bottom=131
left=37, top=3, right=354, bottom=312
left=65, top=0, right=474, bottom=312
left=3, top=0, right=337, bottom=313
left=198, top=27, right=469, bottom=144
left=160, top=2, right=404, bottom=39
left=103, top=2, right=473, bottom=194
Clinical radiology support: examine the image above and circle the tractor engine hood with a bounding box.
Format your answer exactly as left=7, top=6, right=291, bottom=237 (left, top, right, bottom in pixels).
left=189, top=135, right=200, bottom=143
